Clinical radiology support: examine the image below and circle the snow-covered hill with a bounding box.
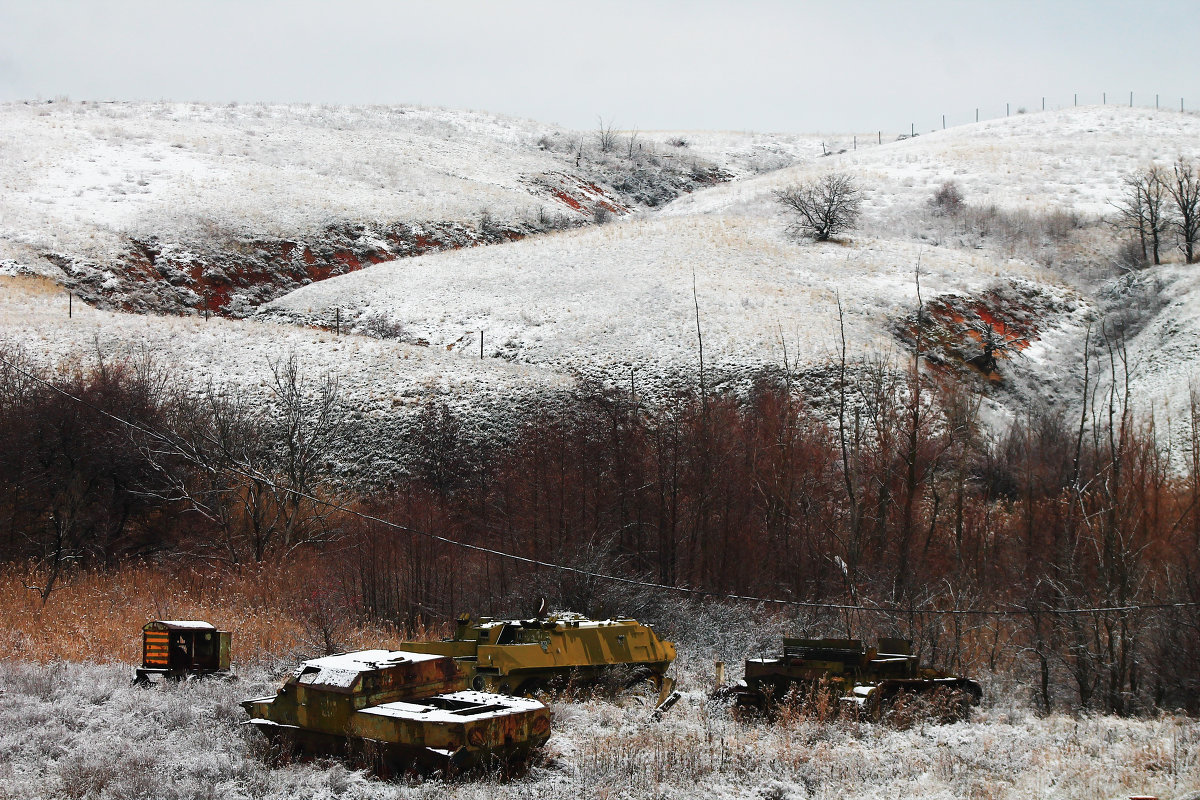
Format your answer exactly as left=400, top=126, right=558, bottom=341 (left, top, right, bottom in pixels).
left=666, top=105, right=1200, bottom=220
left=252, top=105, right=1200, bottom=457
left=0, top=101, right=788, bottom=315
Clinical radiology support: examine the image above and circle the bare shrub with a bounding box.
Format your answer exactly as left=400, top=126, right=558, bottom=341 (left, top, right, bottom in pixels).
left=930, top=180, right=965, bottom=216
left=56, top=750, right=118, bottom=799
left=358, top=311, right=408, bottom=341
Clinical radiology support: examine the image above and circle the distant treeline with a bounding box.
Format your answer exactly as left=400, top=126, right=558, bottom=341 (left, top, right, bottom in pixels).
left=1, top=343, right=1198, bottom=714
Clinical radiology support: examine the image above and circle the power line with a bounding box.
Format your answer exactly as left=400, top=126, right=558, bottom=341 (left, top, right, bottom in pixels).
left=2, top=350, right=1198, bottom=619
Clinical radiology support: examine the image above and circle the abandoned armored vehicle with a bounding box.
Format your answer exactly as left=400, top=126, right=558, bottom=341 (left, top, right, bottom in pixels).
left=729, top=637, right=982, bottom=719
left=242, top=649, right=551, bottom=776
left=398, top=612, right=676, bottom=697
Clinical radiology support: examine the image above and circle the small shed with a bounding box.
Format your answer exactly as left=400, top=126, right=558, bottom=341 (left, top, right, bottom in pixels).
left=136, top=620, right=231, bottom=683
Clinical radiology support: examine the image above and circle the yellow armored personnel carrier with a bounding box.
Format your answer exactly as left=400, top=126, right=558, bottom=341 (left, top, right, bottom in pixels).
left=400, top=612, right=676, bottom=696
left=242, top=649, right=551, bottom=776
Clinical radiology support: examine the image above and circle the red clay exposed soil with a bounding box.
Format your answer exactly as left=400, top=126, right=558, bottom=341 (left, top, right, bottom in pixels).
left=52, top=218, right=535, bottom=317
left=893, top=282, right=1072, bottom=381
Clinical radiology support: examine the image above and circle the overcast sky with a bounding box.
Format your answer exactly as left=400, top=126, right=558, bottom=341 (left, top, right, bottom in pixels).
left=0, top=0, right=1194, bottom=133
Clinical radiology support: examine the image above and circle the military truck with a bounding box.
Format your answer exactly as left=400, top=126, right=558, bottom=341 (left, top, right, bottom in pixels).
left=242, top=649, right=551, bottom=776
left=728, top=637, right=982, bottom=720
left=398, top=612, right=676, bottom=698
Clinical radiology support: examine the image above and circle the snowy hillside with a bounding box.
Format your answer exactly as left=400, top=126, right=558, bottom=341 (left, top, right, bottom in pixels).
left=666, top=105, right=1200, bottom=219
left=260, top=211, right=1082, bottom=390
left=0, top=101, right=750, bottom=315
left=0, top=275, right=570, bottom=479
left=258, top=106, right=1200, bottom=439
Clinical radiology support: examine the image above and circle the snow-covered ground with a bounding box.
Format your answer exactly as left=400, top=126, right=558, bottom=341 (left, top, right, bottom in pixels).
left=665, top=105, right=1200, bottom=219
left=0, top=660, right=1194, bottom=800
left=260, top=210, right=1081, bottom=388
left=0, top=101, right=585, bottom=265
left=638, top=129, right=865, bottom=178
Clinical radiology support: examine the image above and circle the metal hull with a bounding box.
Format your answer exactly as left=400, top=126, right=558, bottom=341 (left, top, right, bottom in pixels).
left=241, top=651, right=551, bottom=778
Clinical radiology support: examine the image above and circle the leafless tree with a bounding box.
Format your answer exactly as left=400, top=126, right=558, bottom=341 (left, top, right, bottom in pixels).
left=1112, top=166, right=1171, bottom=265
left=1166, top=156, right=1200, bottom=263
left=152, top=354, right=345, bottom=563
left=596, top=116, right=618, bottom=154
left=774, top=173, right=863, bottom=241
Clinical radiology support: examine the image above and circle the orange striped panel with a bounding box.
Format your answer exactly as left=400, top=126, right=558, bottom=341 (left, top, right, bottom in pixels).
left=144, top=632, right=172, bottom=665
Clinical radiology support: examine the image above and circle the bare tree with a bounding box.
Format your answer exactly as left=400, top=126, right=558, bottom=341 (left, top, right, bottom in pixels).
left=1113, top=166, right=1171, bottom=265
left=152, top=354, right=345, bottom=563
left=1167, top=156, right=1200, bottom=264
left=774, top=173, right=863, bottom=241
left=596, top=116, right=618, bottom=154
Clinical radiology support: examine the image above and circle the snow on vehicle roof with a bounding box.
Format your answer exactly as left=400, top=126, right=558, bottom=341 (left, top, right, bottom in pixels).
left=293, top=649, right=449, bottom=689
left=300, top=649, right=445, bottom=671
left=359, top=690, right=545, bottom=723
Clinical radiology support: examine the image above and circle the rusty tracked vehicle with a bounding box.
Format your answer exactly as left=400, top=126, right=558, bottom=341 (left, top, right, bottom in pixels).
left=398, top=612, right=676, bottom=697
left=730, top=637, right=982, bottom=719
left=242, top=649, right=551, bottom=776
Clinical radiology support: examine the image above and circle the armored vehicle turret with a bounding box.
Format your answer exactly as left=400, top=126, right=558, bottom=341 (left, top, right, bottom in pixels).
left=730, top=637, right=982, bottom=719
left=242, top=649, right=551, bottom=776
left=399, top=612, right=676, bottom=697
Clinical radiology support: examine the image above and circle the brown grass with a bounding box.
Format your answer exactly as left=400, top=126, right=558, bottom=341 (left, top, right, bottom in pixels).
left=0, top=559, right=423, bottom=669
left=0, top=274, right=60, bottom=297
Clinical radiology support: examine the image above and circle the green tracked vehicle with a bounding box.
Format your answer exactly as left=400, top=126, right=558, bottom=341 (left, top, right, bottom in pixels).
left=729, top=637, right=982, bottom=720
left=399, top=612, right=677, bottom=698
left=242, top=649, right=551, bottom=776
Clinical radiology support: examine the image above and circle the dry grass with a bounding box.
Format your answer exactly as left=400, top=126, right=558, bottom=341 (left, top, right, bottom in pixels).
left=0, top=274, right=60, bottom=298
left=0, top=560, right=421, bottom=670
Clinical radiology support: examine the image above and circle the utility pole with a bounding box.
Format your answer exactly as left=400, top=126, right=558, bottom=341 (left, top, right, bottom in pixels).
left=480, top=330, right=484, bottom=359
left=68, top=291, right=72, bottom=318
left=335, top=307, right=340, bottom=336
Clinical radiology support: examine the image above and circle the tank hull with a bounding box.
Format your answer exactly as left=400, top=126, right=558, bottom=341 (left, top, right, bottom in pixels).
left=730, top=638, right=981, bottom=720
left=242, top=651, right=550, bottom=776
left=400, top=613, right=676, bottom=696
